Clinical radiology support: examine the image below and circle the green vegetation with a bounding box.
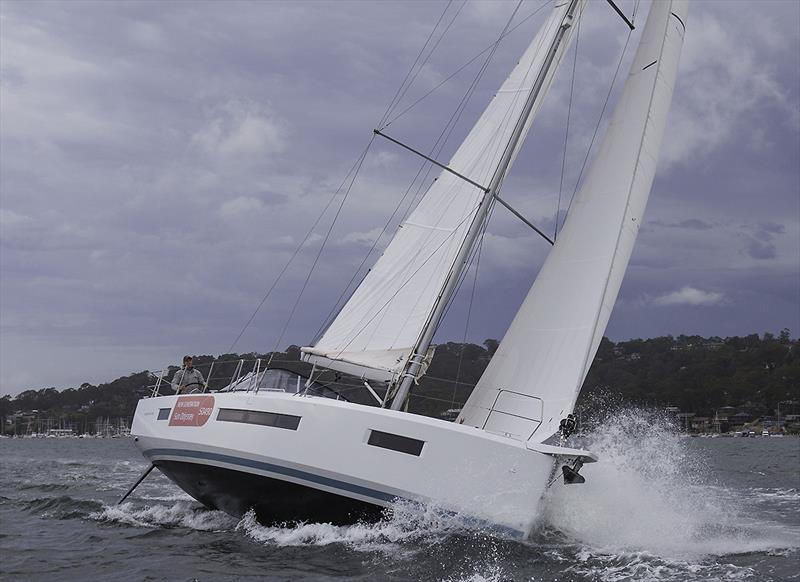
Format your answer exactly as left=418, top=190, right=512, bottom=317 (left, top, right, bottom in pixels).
left=2, top=331, right=797, bottom=435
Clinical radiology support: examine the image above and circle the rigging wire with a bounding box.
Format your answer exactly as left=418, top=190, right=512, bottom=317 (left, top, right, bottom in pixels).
left=381, top=0, right=554, bottom=130
left=311, top=0, right=511, bottom=346
left=450, top=213, right=487, bottom=410
left=309, top=145, right=440, bottom=344
left=555, top=15, right=580, bottom=241
left=564, top=2, right=637, bottom=218
left=385, top=1, right=466, bottom=128
left=225, top=139, right=375, bottom=354
left=392, top=0, right=524, bottom=255
left=270, top=135, right=376, bottom=355
left=232, top=1, right=460, bottom=354
left=379, top=0, right=454, bottom=128
left=312, top=0, right=525, bottom=351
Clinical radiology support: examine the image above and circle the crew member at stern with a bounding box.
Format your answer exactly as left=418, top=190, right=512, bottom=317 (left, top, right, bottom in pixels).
left=171, top=355, right=205, bottom=394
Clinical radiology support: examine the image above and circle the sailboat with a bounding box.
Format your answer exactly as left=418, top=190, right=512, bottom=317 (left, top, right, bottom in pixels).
left=129, top=0, right=687, bottom=538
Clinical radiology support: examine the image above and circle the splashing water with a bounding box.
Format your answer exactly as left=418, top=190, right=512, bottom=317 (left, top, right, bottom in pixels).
left=235, top=500, right=487, bottom=551
left=90, top=500, right=238, bottom=531
left=543, top=406, right=798, bottom=563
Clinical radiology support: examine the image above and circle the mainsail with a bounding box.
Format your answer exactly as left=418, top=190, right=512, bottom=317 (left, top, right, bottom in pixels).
left=458, top=0, right=688, bottom=440
left=302, top=0, right=586, bottom=383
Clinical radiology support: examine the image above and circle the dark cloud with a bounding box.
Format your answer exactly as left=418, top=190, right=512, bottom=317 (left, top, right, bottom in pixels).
left=745, top=239, right=778, bottom=260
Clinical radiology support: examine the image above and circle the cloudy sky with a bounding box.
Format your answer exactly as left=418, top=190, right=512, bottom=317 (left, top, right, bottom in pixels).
left=1, top=0, right=798, bottom=395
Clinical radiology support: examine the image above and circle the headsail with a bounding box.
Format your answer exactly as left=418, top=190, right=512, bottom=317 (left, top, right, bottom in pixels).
left=302, top=0, right=586, bottom=384
left=458, top=0, right=688, bottom=440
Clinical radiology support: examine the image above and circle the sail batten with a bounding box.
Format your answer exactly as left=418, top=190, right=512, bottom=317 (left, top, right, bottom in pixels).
left=302, top=0, right=586, bottom=384
left=458, top=0, right=688, bottom=441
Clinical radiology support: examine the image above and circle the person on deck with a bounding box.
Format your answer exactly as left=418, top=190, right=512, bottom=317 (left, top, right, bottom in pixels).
left=171, top=356, right=205, bottom=394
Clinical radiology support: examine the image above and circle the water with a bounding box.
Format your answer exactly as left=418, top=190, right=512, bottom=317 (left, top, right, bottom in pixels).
left=1, top=412, right=798, bottom=581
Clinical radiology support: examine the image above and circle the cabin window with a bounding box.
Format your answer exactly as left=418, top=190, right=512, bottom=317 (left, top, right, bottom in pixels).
left=216, top=408, right=301, bottom=430
left=367, top=430, right=424, bottom=456
left=157, top=408, right=171, bottom=420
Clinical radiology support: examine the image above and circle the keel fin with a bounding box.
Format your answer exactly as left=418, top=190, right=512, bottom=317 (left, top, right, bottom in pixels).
left=562, top=464, right=585, bottom=484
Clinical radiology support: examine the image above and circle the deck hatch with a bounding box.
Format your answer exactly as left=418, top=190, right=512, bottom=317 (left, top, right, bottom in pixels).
left=367, top=430, right=424, bottom=456
left=157, top=408, right=171, bottom=420
left=216, top=408, right=301, bottom=430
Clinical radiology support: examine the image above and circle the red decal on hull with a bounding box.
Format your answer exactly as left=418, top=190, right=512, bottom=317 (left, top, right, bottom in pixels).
left=169, top=396, right=215, bottom=427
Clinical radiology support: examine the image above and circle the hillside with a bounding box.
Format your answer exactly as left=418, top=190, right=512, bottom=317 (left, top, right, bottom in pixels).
left=2, top=331, right=797, bottom=435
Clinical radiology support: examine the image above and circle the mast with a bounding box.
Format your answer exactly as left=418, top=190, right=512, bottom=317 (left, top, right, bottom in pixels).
left=389, top=0, right=581, bottom=410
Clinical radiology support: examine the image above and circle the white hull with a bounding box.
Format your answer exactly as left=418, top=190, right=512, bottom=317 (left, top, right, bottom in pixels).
left=132, top=392, right=591, bottom=537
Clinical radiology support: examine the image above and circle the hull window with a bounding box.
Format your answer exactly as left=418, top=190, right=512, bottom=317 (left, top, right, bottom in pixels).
left=367, top=430, right=424, bottom=456
left=157, top=408, right=171, bottom=420
left=217, top=408, right=301, bottom=430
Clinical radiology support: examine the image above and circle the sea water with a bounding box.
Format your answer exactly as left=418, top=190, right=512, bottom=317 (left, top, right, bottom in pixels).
left=1, top=410, right=798, bottom=581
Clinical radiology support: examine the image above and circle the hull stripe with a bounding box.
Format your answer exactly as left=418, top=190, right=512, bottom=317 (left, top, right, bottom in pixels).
left=143, top=447, right=401, bottom=504
left=142, top=447, right=527, bottom=539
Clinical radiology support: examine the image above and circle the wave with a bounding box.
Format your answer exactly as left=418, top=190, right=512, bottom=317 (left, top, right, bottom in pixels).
left=563, top=549, right=761, bottom=582
left=17, top=482, right=71, bottom=492
left=89, top=500, right=238, bottom=531
left=236, top=501, right=484, bottom=550
left=21, top=496, right=105, bottom=519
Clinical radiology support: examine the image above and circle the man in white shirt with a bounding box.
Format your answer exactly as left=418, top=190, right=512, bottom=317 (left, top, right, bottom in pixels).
left=171, top=355, right=205, bottom=394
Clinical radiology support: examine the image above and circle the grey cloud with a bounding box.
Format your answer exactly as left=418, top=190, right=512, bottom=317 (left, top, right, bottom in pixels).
left=745, top=238, right=777, bottom=260
left=1, top=0, right=798, bottom=394
left=649, top=218, right=714, bottom=230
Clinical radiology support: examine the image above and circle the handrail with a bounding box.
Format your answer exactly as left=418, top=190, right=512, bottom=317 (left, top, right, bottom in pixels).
left=144, top=356, right=469, bottom=405
left=251, top=359, right=262, bottom=393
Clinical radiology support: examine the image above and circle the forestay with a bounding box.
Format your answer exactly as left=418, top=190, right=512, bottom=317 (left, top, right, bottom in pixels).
left=302, top=0, right=587, bottom=383
left=458, top=0, right=688, bottom=440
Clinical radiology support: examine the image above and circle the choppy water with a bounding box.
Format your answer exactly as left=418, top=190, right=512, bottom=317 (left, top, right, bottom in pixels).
left=1, top=410, right=798, bottom=581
